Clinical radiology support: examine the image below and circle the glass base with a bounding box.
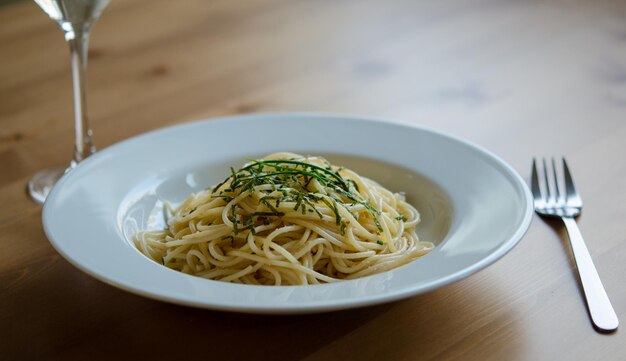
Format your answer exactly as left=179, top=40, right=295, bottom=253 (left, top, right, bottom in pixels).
left=28, top=166, right=67, bottom=204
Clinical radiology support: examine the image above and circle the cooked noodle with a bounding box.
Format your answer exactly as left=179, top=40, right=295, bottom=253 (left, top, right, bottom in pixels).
left=134, top=152, right=433, bottom=285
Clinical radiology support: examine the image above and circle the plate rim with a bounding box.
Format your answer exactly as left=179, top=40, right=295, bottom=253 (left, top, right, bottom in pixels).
left=42, top=112, right=533, bottom=314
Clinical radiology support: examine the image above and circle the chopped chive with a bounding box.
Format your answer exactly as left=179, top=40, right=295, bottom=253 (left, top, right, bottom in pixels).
left=250, top=211, right=285, bottom=217
left=231, top=205, right=238, bottom=234
left=260, top=199, right=281, bottom=214
left=322, top=198, right=341, bottom=226
left=294, top=194, right=303, bottom=212
left=241, top=159, right=348, bottom=190
left=210, top=156, right=388, bottom=238
left=211, top=176, right=231, bottom=194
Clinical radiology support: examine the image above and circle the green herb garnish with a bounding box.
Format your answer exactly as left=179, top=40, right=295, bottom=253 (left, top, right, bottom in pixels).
left=211, top=157, right=383, bottom=236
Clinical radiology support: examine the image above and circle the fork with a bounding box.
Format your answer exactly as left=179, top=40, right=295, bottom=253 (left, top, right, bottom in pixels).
left=531, top=158, right=618, bottom=333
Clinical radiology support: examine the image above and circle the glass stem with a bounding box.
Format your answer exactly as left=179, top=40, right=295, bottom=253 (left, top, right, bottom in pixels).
left=66, top=24, right=96, bottom=167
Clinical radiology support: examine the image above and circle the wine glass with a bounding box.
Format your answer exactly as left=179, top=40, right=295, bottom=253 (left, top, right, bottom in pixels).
left=28, top=0, right=110, bottom=204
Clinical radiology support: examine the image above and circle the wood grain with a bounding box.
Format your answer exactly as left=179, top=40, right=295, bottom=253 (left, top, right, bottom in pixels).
left=1, top=0, right=625, bottom=359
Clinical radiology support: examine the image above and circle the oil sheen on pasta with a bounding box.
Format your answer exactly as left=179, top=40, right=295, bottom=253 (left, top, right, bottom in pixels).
left=134, top=153, right=434, bottom=285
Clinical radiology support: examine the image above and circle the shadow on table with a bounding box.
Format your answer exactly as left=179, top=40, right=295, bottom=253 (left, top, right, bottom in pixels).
left=2, top=249, right=523, bottom=360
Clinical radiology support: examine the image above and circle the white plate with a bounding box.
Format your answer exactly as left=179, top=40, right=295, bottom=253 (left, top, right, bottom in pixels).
left=43, top=113, right=532, bottom=314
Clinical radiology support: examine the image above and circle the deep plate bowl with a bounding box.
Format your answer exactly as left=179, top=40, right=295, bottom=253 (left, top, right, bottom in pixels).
left=42, top=113, right=533, bottom=314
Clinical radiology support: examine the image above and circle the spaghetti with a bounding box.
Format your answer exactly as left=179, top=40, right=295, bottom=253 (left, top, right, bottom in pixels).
left=134, top=153, right=433, bottom=285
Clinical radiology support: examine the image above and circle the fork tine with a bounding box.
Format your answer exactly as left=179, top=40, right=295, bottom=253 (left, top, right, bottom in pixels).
left=542, top=158, right=553, bottom=203
left=531, top=158, right=543, bottom=202
left=552, top=158, right=561, bottom=203
left=563, top=158, right=583, bottom=207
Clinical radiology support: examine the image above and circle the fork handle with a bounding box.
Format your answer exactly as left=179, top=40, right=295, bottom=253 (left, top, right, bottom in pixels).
left=562, top=217, right=619, bottom=332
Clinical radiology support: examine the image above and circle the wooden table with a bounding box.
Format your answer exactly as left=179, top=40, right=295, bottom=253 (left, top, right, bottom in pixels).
left=1, top=0, right=625, bottom=359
